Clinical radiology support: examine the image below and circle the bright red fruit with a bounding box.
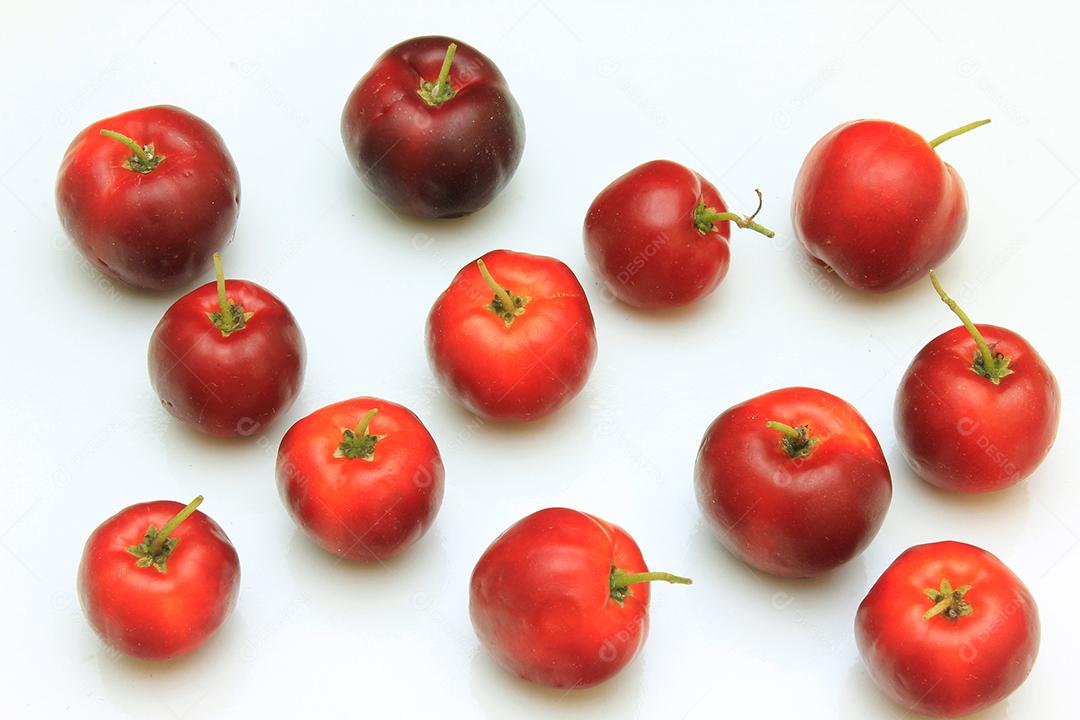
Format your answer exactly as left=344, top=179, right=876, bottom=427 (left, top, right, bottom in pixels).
left=341, top=36, right=524, bottom=218
left=856, top=541, right=1039, bottom=717
left=470, top=507, right=691, bottom=689
left=695, top=386, right=891, bottom=577
left=895, top=272, right=1059, bottom=492
left=148, top=254, right=305, bottom=436
left=792, top=118, right=989, bottom=292
left=426, top=249, right=597, bottom=421
left=78, top=496, right=240, bottom=660
left=56, top=105, right=240, bottom=291
left=584, top=160, right=774, bottom=308
left=276, top=397, right=444, bottom=560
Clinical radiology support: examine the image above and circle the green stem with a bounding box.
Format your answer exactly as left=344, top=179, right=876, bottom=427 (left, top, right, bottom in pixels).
left=693, top=190, right=775, bottom=237
left=922, top=578, right=973, bottom=621
left=148, top=496, right=203, bottom=556
left=431, top=42, right=457, bottom=101
left=477, top=259, right=514, bottom=311
left=99, top=129, right=152, bottom=164
left=766, top=420, right=818, bottom=458
left=213, top=253, right=235, bottom=334
left=929, top=270, right=1011, bottom=383
left=417, top=42, right=459, bottom=106
left=354, top=408, right=378, bottom=437
left=610, top=566, right=692, bottom=604
left=927, top=118, right=991, bottom=149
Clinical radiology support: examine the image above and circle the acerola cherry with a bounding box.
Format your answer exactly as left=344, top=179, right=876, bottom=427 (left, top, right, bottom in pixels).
left=470, top=507, right=691, bottom=688
left=894, top=272, right=1059, bottom=492
left=584, top=159, right=774, bottom=307
left=856, top=541, right=1039, bottom=717
left=148, top=253, right=305, bottom=436
left=426, top=249, right=597, bottom=421
left=276, top=397, right=444, bottom=560
left=792, top=118, right=989, bottom=292
left=78, top=496, right=240, bottom=660
left=695, top=387, right=892, bottom=577
left=56, top=105, right=240, bottom=291
left=341, top=36, right=525, bottom=218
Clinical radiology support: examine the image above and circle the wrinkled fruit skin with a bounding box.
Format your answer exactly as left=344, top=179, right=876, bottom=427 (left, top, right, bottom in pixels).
left=584, top=159, right=732, bottom=308
left=56, top=105, right=240, bottom=291
left=276, top=397, right=444, bottom=560
left=856, top=541, right=1039, bottom=717
left=470, top=507, right=651, bottom=688
left=895, top=324, right=1059, bottom=492
left=148, top=279, right=305, bottom=436
left=341, top=35, right=525, bottom=218
left=426, top=249, right=597, bottom=421
left=695, top=386, right=891, bottom=577
left=77, top=500, right=240, bottom=660
left=792, top=120, right=967, bottom=292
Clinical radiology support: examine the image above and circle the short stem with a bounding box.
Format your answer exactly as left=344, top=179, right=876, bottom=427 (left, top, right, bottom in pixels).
left=99, top=129, right=152, bottom=164
left=148, top=496, right=203, bottom=556
left=430, top=42, right=458, bottom=101
left=929, top=270, right=997, bottom=374
left=611, top=569, right=693, bottom=588
left=213, top=253, right=235, bottom=334
left=927, top=118, right=991, bottom=149
left=354, top=408, right=378, bottom=438
left=477, top=259, right=516, bottom=312
left=765, top=420, right=802, bottom=440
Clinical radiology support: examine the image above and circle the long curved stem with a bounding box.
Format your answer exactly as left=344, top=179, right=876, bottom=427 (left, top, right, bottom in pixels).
left=929, top=271, right=996, bottom=373
left=611, top=569, right=693, bottom=588
left=477, top=259, right=515, bottom=311
left=928, top=118, right=991, bottom=148
left=430, top=42, right=458, bottom=101
left=99, top=129, right=152, bottom=164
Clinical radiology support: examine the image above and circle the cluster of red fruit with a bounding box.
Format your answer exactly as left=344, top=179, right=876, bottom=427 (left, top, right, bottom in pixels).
left=57, top=36, right=1059, bottom=718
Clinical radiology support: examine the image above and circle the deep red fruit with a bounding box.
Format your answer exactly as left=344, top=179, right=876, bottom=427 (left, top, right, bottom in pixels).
left=78, top=497, right=240, bottom=660
left=426, top=249, right=597, bottom=421
left=470, top=507, right=691, bottom=689
left=341, top=36, right=524, bottom=218
left=56, top=105, right=240, bottom=291
left=792, top=118, right=989, bottom=292
left=695, top=386, right=891, bottom=577
left=895, top=272, right=1059, bottom=492
left=148, top=254, right=305, bottom=436
left=276, top=397, right=444, bottom=560
left=584, top=160, right=774, bottom=308
left=856, top=541, right=1039, bottom=717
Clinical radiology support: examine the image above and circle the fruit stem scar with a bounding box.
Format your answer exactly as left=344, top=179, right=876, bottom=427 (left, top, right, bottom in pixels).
left=927, top=118, right=991, bottom=149
left=477, top=258, right=529, bottom=325
left=929, top=270, right=1012, bottom=384
left=336, top=408, right=383, bottom=460
left=765, top=420, right=818, bottom=458
left=609, top=566, right=693, bottom=604
left=692, top=189, right=775, bottom=237
left=99, top=129, right=165, bottom=173
left=922, top=577, right=974, bottom=621
left=418, top=42, right=458, bottom=106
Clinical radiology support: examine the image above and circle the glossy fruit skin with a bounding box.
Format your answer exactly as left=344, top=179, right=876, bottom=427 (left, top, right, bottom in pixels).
left=792, top=120, right=967, bottom=292
left=695, top=386, right=891, bottom=577
left=895, top=324, right=1059, bottom=493
left=276, top=397, right=444, bottom=560
left=426, top=249, right=597, bottom=421
left=584, top=160, right=733, bottom=308
left=856, top=541, right=1039, bottom=717
left=56, top=105, right=240, bottom=291
left=470, top=508, right=652, bottom=689
left=148, top=280, right=305, bottom=436
left=341, top=35, right=525, bottom=218
left=77, top=500, right=240, bottom=660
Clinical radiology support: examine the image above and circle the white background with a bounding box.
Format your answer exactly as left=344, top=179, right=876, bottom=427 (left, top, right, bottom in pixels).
left=1, top=1, right=1077, bottom=717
